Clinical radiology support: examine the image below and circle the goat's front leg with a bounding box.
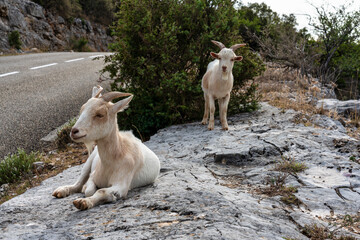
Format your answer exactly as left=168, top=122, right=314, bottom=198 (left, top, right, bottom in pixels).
left=201, top=93, right=209, bottom=125
left=219, top=93, right=230, bottom=130
left=208, top=95, right=215, bottom=130
left=52, top=150, right=95, bottom=198
left=73, top=184, right=129, bottom=210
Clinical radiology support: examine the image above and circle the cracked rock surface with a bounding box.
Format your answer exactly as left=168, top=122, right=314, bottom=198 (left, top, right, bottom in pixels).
left=1, top=103, right=360, bottom=239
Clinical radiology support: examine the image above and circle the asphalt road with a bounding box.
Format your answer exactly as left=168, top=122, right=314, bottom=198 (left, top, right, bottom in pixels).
left=0, top=52, right=112, bottom=158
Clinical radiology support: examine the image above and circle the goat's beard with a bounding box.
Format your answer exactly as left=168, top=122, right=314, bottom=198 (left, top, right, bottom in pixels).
left=221, top=72, right=229, bottom=81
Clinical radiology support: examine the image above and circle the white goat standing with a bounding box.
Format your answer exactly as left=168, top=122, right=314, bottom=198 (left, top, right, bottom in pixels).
left=201, top=40, right=246, bottom=130
left=52, top=88, right=161, bottom=210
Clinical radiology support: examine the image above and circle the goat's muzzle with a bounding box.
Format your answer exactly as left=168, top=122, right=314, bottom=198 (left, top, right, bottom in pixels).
left=222, top=66, right=227, bottom=72
left=70, top=127, right=86, bottom=141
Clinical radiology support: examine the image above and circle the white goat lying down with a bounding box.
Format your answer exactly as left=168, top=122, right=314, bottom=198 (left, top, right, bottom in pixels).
left=201, top=40, right=246, bottom=130
left=52, top=88, right=161, bottom=210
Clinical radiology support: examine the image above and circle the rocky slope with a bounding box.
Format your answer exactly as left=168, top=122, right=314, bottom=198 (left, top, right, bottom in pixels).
left=0, top=103, right=359, bottom=239
left=0, top=0, right=112, bottom=52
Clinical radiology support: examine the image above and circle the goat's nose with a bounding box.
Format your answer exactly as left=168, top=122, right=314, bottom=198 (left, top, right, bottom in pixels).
left=71, top=128, right=79, bottom=135
left=222, top=66, right=227, bottom=71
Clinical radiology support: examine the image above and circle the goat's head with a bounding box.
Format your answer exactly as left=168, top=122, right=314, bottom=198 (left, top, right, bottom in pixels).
left=70, top=87, right=133, bottom=143
left=210, top=40, right=245, bottom=80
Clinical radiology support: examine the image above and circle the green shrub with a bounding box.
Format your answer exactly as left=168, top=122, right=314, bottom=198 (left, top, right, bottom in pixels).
left=70, top=37, right=90, bottom=52
left=55, top=117, right=77, bottom=149
left=33, top=0, right=116, bottom=25
left=0, top=149, right=40, bottom=185
left=32, top=0, right=81, bottom=19
left=103, top=0, right=265, bottom=138
left=79, top=0, right=116, bottom=25
left=8, top=31, right=22, bottom=50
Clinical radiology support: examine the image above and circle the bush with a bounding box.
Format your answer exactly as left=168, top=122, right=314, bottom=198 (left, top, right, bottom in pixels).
left=103, top=0, right=264, bottom=138
left=55, top=117, right=77, bottom=149
left=8, top=31, right=22, bottom=50
left=0, top=149, right=40, bottom=185
left=70, top=37, right=90, bottom=52
left=33, top=0, right=116, bottom=25
left=79, top=0, right=116, bottom=25
left=32, top=0, right=81, bottom=19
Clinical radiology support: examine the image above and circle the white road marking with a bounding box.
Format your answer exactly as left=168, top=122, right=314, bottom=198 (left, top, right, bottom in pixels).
left=89, top=55, right=105, bottom=59
left=0, top=71, right=19, bottom=78
left=65, top=58, right=85, bottom=63
left=30, top=63, right=58, bottom=70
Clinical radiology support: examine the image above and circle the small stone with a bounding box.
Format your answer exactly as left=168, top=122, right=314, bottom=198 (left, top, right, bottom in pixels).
left=0, top=183, right=9, bottom=192
left=33, top=161, right=45, bottom=171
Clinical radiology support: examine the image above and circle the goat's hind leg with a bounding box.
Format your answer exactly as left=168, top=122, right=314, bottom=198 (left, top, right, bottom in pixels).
left=52, top=152, right=94, bottom=198
left=201, top=93, right=210, bottom=125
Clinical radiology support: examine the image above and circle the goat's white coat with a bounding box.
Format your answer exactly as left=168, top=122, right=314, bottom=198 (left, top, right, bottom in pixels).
left=52, top=90, right=160, bottom=210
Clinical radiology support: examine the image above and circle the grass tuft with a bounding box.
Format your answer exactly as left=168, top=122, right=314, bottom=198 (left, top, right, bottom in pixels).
left=256, top=174, right=302, bottom=206
left=274, top=156, right=307, bottom=174
left=55, top=117, right=77, bottom=150
left=0, top=149, right=40, bottom=185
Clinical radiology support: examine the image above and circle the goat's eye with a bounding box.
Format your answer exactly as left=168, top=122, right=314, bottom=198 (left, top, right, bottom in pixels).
left=95, top=113, right=104, bottom=118
left=230, top=58, right=234, bottom=61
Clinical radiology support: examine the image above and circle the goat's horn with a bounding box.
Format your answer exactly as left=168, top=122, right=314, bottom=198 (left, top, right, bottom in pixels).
left=211, top=40, right=226, bottom=50
left=93, top=85, right=103, bottom=98
left=230, top=43, right=246, bottom=51
left=101, top=92, right=133, bottom=102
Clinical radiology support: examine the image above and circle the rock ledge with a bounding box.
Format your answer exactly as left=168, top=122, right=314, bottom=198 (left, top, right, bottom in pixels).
left=1, top=103, right=359, bottom=239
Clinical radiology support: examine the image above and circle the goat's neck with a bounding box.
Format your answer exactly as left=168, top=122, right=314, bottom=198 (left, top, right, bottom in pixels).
left=96, top=122, right=123, bottom=164
left=216, top=68, right=231, bottom=81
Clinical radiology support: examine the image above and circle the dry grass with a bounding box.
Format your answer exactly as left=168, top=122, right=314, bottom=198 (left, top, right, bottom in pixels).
left=301, top=224, right=356, bottom=240
left=256, top=65, right=328, bottom=115
left=274, top=156, right=307, bottom=174
left=256, top=65, right=360, bottom=139
left=219, top=175, right=244, bottom=189
left=255, top=174, right=302, bottom=206
left=320, top=213, right=360, bottom=236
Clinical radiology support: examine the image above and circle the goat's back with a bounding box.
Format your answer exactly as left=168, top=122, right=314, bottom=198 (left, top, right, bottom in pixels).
left=119, top=131, right=160, bottom=189
left=130, top=138, right=160, bottom=189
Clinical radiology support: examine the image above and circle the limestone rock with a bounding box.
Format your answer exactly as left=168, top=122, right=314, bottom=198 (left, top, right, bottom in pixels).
left=25, top=1, right=44, bottom=19
left=317, top=98, right=360, bottom=117
left=8, top=7, right=26, bottom=29
left=0, top=103, right=359, bottom=239
left=0, top=0, right=113, bottom=52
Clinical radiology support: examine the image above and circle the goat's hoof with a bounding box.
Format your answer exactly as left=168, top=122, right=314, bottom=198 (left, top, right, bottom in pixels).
left=73, top=198, right=92, bottom=210
left=52, top=187, right=69, bottom=198
left=201, top=120, right=208, bottom=125
left=222, top=126, right=229, bottom=131
left=208, top=126, right=214, bottom=130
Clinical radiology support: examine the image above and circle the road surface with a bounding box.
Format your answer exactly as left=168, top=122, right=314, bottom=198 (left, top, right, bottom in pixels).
left=0, top=52, right=112, bottom=158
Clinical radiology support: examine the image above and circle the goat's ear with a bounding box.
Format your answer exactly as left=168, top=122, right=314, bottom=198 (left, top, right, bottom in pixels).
left=210, top=52, right=220, bottom=59
left=92, top=85, right=103, bottom=98
left=233, top=56, right=243, bottom=62
left=111, top=95, right=133, bottom=113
